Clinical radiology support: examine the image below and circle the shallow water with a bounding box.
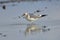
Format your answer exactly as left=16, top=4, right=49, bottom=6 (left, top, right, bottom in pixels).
left=0, top=0, right=60, bottom=40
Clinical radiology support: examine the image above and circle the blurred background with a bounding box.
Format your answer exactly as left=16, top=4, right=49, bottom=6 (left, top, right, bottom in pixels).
left=0, top=0, right=60, bottom=40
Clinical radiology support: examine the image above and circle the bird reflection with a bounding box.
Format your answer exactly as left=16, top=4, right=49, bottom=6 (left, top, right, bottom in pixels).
left=24, top=25, right=42, bottom=36
left=24, top=25, right=50, bottom=36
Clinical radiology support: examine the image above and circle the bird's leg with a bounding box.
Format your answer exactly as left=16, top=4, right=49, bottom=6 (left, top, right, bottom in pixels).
left=30, top=22, right=37, bottom=25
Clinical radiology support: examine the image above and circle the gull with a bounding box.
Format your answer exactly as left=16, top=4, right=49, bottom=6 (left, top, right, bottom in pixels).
left=22, top=12, right=47, bottom=22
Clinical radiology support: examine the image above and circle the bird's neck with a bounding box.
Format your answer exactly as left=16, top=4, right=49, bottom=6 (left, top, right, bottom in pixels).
left=26, top=14, right=30, bottom=18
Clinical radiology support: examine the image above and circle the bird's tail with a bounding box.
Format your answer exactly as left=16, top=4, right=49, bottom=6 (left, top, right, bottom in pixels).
left=40, top=14, right=47, bottom=17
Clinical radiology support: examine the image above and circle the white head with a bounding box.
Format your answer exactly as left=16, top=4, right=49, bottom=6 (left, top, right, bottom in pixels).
left=22, top=12, right=28, bottom=16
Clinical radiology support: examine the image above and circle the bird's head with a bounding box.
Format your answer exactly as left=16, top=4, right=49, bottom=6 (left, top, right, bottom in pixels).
left=22, top=12, right=28, bottom=17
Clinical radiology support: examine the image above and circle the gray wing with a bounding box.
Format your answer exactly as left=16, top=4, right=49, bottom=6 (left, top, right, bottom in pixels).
left=29, top=13, right=40, bottom=18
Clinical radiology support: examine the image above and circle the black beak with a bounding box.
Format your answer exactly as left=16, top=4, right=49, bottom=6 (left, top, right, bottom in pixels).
left=41, top=14, right=47, bottom=17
